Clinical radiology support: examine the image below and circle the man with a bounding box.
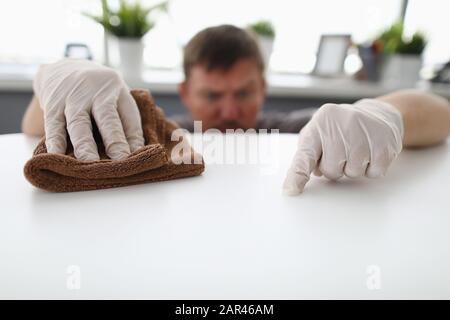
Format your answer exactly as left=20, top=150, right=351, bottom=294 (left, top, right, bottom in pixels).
left=173, top=25, right=314, bottom=133
left=22, top=25, right=450, bottom=195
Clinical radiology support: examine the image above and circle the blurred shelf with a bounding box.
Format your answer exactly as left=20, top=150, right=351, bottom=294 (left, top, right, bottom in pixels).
left=1, top=63, right=449, bottom=99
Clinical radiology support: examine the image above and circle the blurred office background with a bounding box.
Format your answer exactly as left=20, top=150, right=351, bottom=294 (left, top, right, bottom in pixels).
left=1, top=0, right=449, bottom=134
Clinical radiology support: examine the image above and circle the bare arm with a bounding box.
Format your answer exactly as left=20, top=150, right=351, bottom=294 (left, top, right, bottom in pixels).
left=21, top=95, right=44, bottom=136
left=376, top=89, right=450, bottom=148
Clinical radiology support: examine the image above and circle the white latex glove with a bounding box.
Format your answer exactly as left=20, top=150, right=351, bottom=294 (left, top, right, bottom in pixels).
left=283, top=99, right=404, bottom=195
left=33, top=58, right=145, bottom=161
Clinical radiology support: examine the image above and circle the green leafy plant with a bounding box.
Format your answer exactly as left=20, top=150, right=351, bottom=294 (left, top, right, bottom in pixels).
left=248, top=20, right=275, bottom=39
left=375, top=22, right=426, bottom=55
left=84, top=0, right=168, bottom=39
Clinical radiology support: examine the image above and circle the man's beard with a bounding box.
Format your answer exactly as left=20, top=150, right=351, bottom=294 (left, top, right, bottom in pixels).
left=213, top=121, right=246, bottom=132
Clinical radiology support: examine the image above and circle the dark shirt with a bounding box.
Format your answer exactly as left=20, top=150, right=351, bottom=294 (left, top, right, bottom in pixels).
left=169, top=108, right=317, bottom=133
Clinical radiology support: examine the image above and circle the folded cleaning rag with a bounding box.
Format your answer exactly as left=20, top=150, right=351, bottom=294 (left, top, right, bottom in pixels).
left=24, top=89, right=204, bottom=192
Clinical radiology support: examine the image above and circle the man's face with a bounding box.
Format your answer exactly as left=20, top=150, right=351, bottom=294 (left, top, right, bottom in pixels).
left=179, top=59, right=266, bottom=132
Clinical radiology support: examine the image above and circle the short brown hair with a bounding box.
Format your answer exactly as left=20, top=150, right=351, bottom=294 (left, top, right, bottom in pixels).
left=183, top=24, right=264, bottom=79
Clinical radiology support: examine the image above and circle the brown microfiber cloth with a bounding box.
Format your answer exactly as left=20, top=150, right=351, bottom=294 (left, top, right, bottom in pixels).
left=24, top=89, right=204, bottom=192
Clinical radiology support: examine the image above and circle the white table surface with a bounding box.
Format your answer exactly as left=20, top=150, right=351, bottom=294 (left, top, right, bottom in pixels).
left=1, top=133, right=450, bottom=299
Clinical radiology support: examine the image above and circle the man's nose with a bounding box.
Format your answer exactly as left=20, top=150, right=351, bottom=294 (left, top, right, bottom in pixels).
left=220, top=96, right=240, bottom=120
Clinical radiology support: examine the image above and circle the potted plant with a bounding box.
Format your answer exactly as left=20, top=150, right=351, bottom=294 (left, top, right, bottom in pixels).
left=85, top=0, right=167, bottom=80
left=376, top=22, right=427, bottom=86
left=247, top=20, right=276, bottom=69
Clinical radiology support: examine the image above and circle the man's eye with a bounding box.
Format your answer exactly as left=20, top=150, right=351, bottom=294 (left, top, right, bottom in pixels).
left=206, top=92, right=221, bottom=101
left=236, top=90, right=251, bottom=99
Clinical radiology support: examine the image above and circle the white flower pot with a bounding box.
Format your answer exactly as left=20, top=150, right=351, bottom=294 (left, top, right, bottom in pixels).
left=118, top=38, right=144, bottom=80
left=381, top=54, right=422, bottom=87
left=257, top=35, right=274, bottom=70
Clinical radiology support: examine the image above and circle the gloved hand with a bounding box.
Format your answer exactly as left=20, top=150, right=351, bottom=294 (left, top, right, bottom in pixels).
left=33, top=58, right=145, bottom=161
left=283, top=99, right=404, bottom=195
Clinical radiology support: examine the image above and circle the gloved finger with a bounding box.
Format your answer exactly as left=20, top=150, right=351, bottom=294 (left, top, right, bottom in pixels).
left=43, top=103, right=67, bottom=154
left=344, top=158, right=370, bottom=178
left=366, top=146, right=397, bottom=178
left=313, top=166, right=323, bottom=177
left=117, top=87, right=145, bottom=152
left=344, top=144, right=370, bottom=178
left=32, top=64, right=48, bottom=96
left=92, top=97, right=130, bottom=160
left=318, top=138, right=346, bottom=180
left=282, top=125, right=322, bottom=195
left=65, top=106, right=100, bottom=161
